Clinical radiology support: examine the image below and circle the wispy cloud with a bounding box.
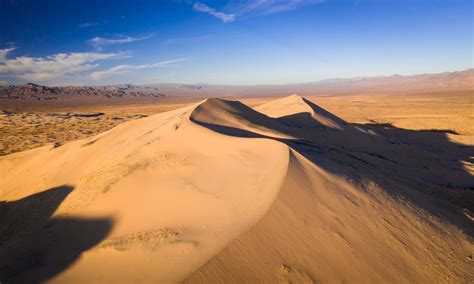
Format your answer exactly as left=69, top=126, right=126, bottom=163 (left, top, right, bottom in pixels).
left=0, top=46, right=16, bottom=62
left=0, top=45, right=185, bottom=83
left=231, top=0, right=325, bottom=15
left=192, top=0, right=324, bottom=22
left=0, top=50, right=127, bottom=82
left=193, top=2, right=235, bottom=23
left=90, top=58, right=189, bottom=80
left=88, top=34, right=153, bottom=48
left=78, top=22, right=100, bottom=28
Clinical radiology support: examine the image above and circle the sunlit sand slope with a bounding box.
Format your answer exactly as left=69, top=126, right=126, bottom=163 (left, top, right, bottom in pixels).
left=1, top=96, right=472, bottom=283
left=186, top=96, right=473, bottom=283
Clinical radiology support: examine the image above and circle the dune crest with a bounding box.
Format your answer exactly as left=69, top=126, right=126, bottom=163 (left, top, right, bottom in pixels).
left=0, top=99, right=289, bottom=282
left=256, top=94, right=349, bottom=130
left=1, top=96, right=473, bottom=282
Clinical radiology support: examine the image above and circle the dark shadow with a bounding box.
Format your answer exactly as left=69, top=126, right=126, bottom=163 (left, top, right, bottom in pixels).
left=277, top=98, right=349, bottom=129
left=426, top=129, right=459, bottom=135
left=0, top=185, right=113, bottom=283
left=191, top=98, right=474, bottom=238
left=355, top=122, right=474, bottom=209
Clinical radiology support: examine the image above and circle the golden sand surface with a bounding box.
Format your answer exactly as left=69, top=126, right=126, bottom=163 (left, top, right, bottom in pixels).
left=0, top=90, right=473, bottom=283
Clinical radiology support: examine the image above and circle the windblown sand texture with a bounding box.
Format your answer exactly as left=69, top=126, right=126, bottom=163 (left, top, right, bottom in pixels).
left=1, top=95, right=473, bottom=283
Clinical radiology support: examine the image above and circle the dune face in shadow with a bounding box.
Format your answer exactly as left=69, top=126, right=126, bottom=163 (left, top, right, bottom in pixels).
left=0, top=186, right=113, bottom=283
left=278, top=98, right=349, bottom=130
left=358, top=123, right=473, bottom=201
left=190, top=97, right=474, bottom=237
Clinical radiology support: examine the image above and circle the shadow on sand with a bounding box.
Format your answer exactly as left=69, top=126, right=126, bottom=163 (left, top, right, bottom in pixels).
left=0, top=185, right=113, bottom=283
left=191, top=98, right=474, bottom=238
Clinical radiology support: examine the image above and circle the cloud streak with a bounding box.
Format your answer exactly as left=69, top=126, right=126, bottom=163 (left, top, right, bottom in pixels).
left=192, top=0, right=324, bottom=22
left=88, top=34, right=153, bottom=48
left=90, top=58, right=189, bottom=80
left=0, top=50, right=127, bottom=82
left=78, top=22, right=100, bottom=28
left=0, top=47, right=16, bottom=61
left=232, top=0, right=325, bottom=15
left=193, top=2, right=235, bottom=22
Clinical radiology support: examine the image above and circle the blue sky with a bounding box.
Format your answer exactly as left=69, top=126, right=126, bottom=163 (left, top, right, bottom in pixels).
left=0, top=0, right=472, bottom=85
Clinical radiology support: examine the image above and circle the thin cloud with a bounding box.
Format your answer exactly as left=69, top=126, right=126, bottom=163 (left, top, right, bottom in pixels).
left=78, top=22, right=100, bottom=28
left=90, top=58, right=189, bottom=80
left=0, top=47, right=16, bottom=61
left=191, top=1, right=323, bottom=22
left=234, top=0, right=325, bottom=15
left=193, top=2, right=235, bottom=23
left=88, top=34, right=153, bottom=48
left=0, top=50, right=127, bottom=82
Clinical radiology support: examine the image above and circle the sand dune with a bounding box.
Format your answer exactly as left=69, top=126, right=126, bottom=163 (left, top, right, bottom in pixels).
left=1, top=96, right=473, bottom=282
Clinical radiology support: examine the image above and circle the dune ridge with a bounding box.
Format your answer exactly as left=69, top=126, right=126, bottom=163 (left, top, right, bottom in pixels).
left=1, top=96, right=473, bottom=282
left=187, top=96, right=473, bottom=283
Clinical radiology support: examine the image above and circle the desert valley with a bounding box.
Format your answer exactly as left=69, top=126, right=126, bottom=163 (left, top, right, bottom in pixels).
left=0, top=69, right=473, bottom=283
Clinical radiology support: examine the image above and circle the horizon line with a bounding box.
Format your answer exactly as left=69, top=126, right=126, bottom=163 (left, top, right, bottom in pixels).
left=2, top=68, right=472, bottom=88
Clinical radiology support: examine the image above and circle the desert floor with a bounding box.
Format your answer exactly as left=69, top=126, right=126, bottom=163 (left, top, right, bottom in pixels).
left=1, top=90, right=472, bottom=156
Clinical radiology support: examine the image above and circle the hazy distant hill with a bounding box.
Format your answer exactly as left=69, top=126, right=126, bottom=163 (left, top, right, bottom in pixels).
left=150, top=68, right=474, bottom=97
left=299, top=68, right=474, bottom=93
left=0, top=69, right=472, bottom=106
left=0, top=83, right=167, bottom=101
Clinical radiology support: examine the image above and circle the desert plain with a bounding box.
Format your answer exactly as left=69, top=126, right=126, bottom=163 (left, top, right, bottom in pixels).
left=0, top=82, right=473, bottom=283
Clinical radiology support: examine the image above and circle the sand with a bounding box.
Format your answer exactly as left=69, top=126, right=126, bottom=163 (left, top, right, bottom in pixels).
left=1, top=94, right=473, bottom=282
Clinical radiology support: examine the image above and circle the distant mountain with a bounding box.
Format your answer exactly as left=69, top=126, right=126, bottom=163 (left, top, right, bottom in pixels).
left=129, top=68, right=474, bottom=96
left=0, top=69, right=472, bottom=105
left=0, top=84, right=167, bottom=101
left=153, top=68, right=474, bottom=97
left=299, top=68, right=474, bottom=93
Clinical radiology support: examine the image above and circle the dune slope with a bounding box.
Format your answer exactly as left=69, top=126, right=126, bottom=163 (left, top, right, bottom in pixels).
left=186, top=96, right=473, bottom=283
left=1, top=96, right=473, bottom=283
